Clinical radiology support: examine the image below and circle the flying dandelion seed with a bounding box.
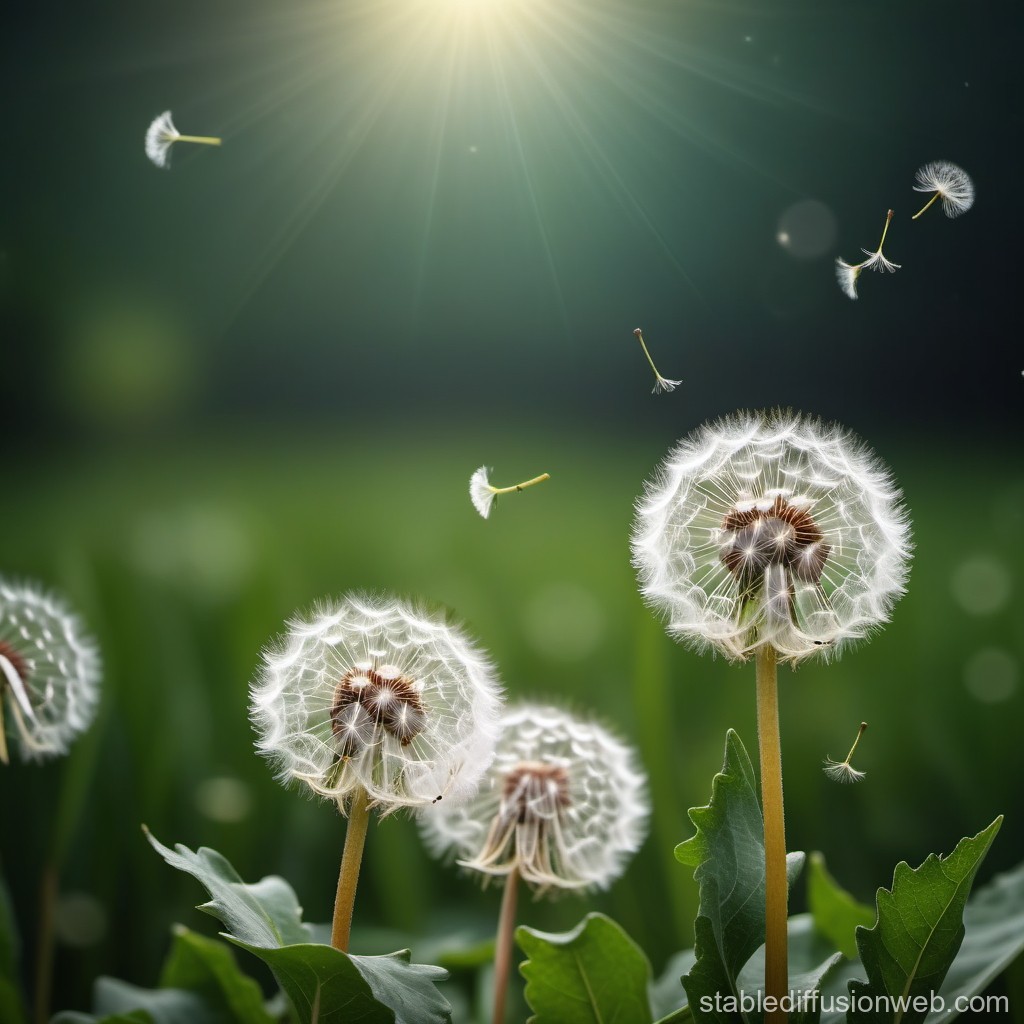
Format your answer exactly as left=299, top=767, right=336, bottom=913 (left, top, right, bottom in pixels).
left=823, top=721, right=868, bottom=783
left=469, top=467, right=550, bottom=519
left=912, top=161, right=975, bottom=220
left=145, top=111, right=222, bottom=169
left=835, top=259, right=863, bottom=301
left=859, top=209, right=901, bottom=273
left=632, top=328, right=681, bottom=394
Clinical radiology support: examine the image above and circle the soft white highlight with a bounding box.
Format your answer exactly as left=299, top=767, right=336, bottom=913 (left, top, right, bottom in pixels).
left=145, top=111, right=178, bottom=169
left=913, top=160, right=975, bottom=218
left=0, top=580, right=101, bottom=761
left=470, top=466, right=496, bottom=519
left=835, top=259, right=862, bottom=300
left=631, top=410, right=912, bottom=664
left=822, top=758, right=866, bottom=784
left=420, top=703, right=649, bottom=893
left=250, top=593, right=503, bottom=812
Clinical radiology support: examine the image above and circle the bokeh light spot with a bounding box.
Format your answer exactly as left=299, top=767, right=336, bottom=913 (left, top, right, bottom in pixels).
left=950, top=556, right=1013, bottom=616
left=776, top=199, right=837, bottom=259
left=54, top=893, right=108, bottom=948
left=963, top=648, right=1019, bottom=703
left=195, top=776, right=253, bottom=823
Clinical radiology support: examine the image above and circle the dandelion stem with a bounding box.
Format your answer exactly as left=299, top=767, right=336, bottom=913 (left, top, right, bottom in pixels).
left=331, top=786, right=371, bottom=952
left=487, top=474, right=550, bottom=496
left=844, top=722, right=868, bottom=763
left=634, top=330, right=662, bottom=379
left=756, top=645, right=788, bottom=1024
left=492, top=865, right=520, bottom=1024
left=174, top=135, right=222, bottom=146
left=911, top=192, right=939, bottom=221
left=33, top=863, right=58, bottom=1024
left=876, top=209, right=894, bottom=250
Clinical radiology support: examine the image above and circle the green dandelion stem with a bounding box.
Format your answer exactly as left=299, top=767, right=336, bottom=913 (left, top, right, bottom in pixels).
left=492, top=863, right=520, bottom=1024
left=175, top=134, right=222, bottom=146
left=911, top=191, right=940, bottom=221
left=845, top=721, right=868, bottom=764
left=331, top=786, right=371, bottom=952
left=487, top=473, right=550, bottom=496
left=756, top=645, right=788, bottom=1024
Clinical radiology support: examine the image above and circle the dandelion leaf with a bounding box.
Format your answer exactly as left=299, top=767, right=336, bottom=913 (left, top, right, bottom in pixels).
left=650, top=949, right=696, bottom=1021
left=52, top=978, right=213, bottom=1024
left=807, top=853, right=874, bottom=960
left=516, top=912, right=653, bottom=1024
left=146, top=829, right=451, bottom=1024
left=846, top=816, right=1002, bottom=1024
left=674, top=729, right=805, bottom=1023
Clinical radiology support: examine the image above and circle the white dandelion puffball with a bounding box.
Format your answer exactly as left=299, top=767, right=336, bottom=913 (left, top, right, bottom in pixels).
left=145, top=111, right=178, bottom=169
left=0, top=580, right=101, bottom=762
left=420, top=703, right=649, bottom=893
left=913, top=160, right=975, bottom=218
left=469, top=466, right=496, bottom=519
left=251, top=593, right=504, bottom=811
left=632, top=411, right=912, bottom=664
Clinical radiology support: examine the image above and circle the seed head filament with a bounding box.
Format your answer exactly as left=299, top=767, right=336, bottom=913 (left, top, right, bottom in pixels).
left=462, top=761, right=575, bottom=891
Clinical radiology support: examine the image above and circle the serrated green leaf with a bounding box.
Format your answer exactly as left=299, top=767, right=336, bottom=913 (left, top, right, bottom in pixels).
left=807, top=853, right=874, bottom=960
left=847, top=816, right=1002, bottom=1024
left=159, top=927, right=275, bottom=1024
left=147, top=830, right=451, bottom=1024
left=144, top=829, right=309, bottom=948
left=737, top=915, right=843, bottom=1024
left=676, top=730, right=807, bottom=1024
left=516, top=912, right=653, bottom=1024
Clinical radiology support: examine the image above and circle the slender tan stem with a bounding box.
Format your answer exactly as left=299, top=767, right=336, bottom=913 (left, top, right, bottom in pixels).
left=634, top=331, right=662, bottom=379
left=876, top=209, right=894, bottom=251
left=492, top=865, right=520, bottom=1024
left=331, top=787, right=371, bottom=952
left=34, top=864, right=58, bottom=1024
left=911, top=192, right=939, bottom=220
left=756, top=646, right=788, bottom=1024
left=175, top=135, right=222, bottom=146
left=844, top=722, right=868, bottom=763
left=488, top=474, right=550, bottom=496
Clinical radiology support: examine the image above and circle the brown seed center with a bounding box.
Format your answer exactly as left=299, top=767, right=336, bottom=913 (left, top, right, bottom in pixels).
left=0, top=640, right=29, bottom=688
left=501, top=761, right=571, bottom=824
left=720, top=494, right=830, bottom=590
left=330, top=665, right=426, bottom=752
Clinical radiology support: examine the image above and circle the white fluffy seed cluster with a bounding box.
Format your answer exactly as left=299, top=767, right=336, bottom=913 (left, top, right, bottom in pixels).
left=250, top=593, right=503, bottom=812
left=913, top=160, right=975, bottom=218
left=419, top=703, right=649, bottom=894
left=145, top=111, right=178, bottom=168
left=469, top=467, right=496, bottom=519
left=0, top=580, right=101, bottom=761
left=632, top=410, right=912, bottom=663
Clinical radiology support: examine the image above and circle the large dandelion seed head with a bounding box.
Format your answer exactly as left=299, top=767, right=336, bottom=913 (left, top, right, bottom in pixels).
left=469, top=467, right=496, bottom=519
left=913, top=160, right=975, bottom=218
left=631, top=411, right=912, bottom=664
left=0, top=580, right=101, bottom=762
left=145, top=111, right=179, bottom=169
left=250, top=593, right=503, bottom=812
left=420, top=703, right=649, bottom=894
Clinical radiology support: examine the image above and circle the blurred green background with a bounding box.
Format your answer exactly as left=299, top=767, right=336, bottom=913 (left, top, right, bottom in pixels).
left=2, top=0, right=1021, bottom=1017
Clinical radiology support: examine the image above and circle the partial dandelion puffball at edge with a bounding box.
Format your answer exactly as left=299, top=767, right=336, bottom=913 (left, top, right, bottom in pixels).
left=419, top=703, right=649, bottom=893
left=250, top=593, right=503, bottom=812
left=631, top=410, right=912, bottom=664
left=912, top=161, right=975, bottom=219
left=0, top=580, right=101, bottom=763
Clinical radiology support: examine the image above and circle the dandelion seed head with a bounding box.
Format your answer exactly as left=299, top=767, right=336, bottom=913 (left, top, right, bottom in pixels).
left=145, top=111, right=179, bottom=169
left=469, top=466, right=496, bottom=519
left=250, top=593, right=503, bottom=812
left=859, top=249, right=901, bottom=273
left=835, top=259, right=862, bottom=300
left=653, top=376, right=683, bottom=395
left=0, top=580, right=101, bottom=761
left=822, top=757, right=866, bottom=783
left=913, top=160, right=975, bottom=218
left=631, top=410, right=912, bottom=663
left=420, top=703, right=649, bottom=894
